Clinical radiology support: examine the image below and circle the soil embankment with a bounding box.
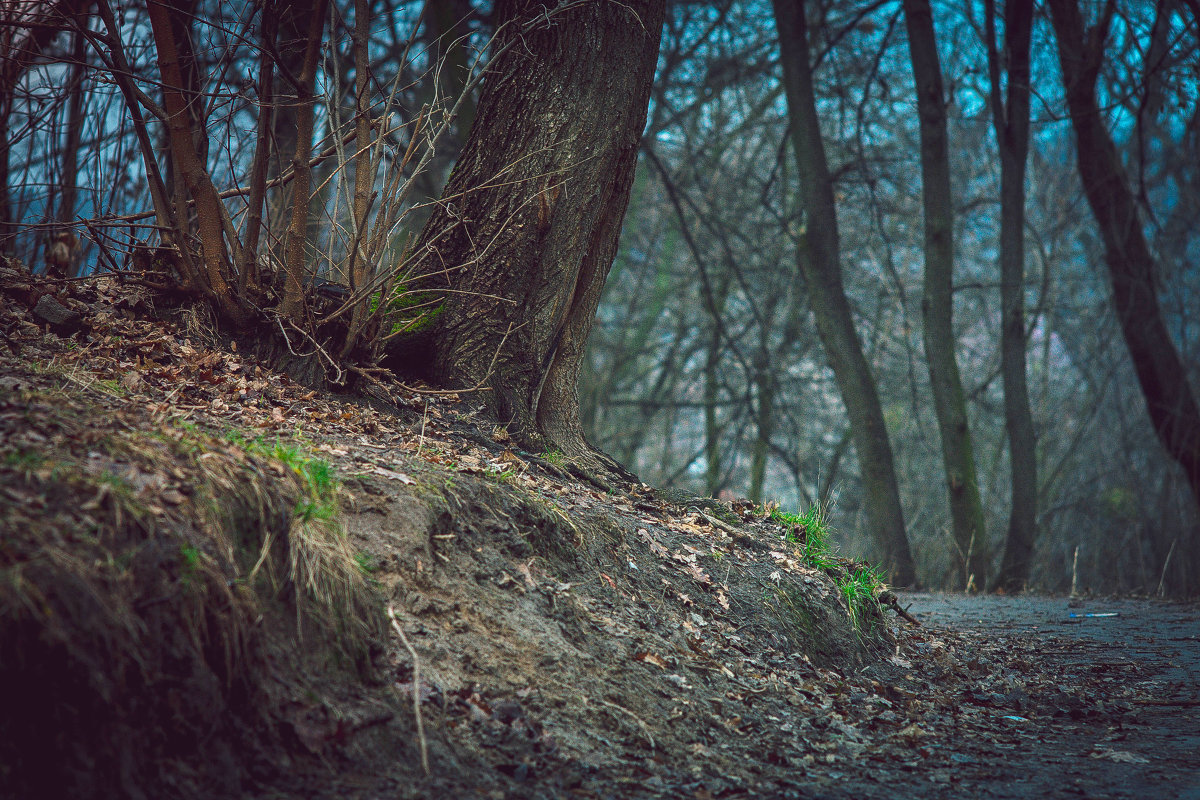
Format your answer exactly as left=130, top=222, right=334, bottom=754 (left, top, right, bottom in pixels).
left=3, top=267, right=1199, bottom=799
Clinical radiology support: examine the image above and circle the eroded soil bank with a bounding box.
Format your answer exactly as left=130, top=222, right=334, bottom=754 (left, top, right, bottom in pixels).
left=3, top=269, right=1199, bottom=799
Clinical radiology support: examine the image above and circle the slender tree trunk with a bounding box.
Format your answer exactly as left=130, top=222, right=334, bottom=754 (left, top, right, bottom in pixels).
left=1048, top=0, right=1200, bottom=574
left=270, top=0, right=314, bottom=182
left=702, top=272, right=732, bottom=497
left=404, top=0, right=665, bottom=478
left=704, top=322, right=724, bottom=497
left=57, top=22, right=87, bottom=237
left=147, top=0, right=244, bottom=324
left=902, top=0, right=989, bottom=588
left=772, top=0, right=918, bottom=586
left=749, top=353, right=774, bottom=505
left=240, top=1, right=278, bottom=294
left=279, top=0, right=330, bottom=320
left=341, top=0, right=373, bottom=357
left=986, top=0, right=1038, bottom=593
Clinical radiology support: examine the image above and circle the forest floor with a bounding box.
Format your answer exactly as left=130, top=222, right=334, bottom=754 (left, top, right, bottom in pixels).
left=1, top=266, right=1198, bottom=799
left=888, top=593, right=1200, bottom=799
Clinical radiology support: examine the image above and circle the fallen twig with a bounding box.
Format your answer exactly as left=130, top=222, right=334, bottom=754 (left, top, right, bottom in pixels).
left=879, top=591, right=921, bottom=626
left=388, top=604, right=430, bottom=775
left=599, top=699, right=655, bottom=750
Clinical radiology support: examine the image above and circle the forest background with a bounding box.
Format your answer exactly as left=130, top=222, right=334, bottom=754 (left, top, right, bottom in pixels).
left=2, top=0, right=1198, bottom=596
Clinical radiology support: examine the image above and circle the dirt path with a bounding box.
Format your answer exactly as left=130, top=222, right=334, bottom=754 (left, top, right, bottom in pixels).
left=893, top=593, right=1200, bottom=800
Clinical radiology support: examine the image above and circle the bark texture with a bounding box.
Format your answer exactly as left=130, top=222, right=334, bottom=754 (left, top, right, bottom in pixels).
left=986, top=0, right=1038, bottom=593
left=406, top=0, right=665, bottom=475
left=148, top=0, right=244, bottom=324
left=773, top=0, right=918, bottom=586
left=903, top=0, right=989, bottom=588
left=1048, top=0, right=1200, bottom=564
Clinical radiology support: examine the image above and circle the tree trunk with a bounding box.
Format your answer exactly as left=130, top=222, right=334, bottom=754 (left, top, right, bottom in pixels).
left=986, top=0, right=1038, bottom=593
left=902, top=0, right=989, bottom=588
left=772, top=0, right=918, bottom=587
left=748, top=354, right=774, bottom=505
left=148, top=0, right=245, bottom=324
left=404, top=0, right=665, bottom=477
left=279, top=0, right=329, bottom=320
left=1048, top=0, right=1200, bottom=550
left=0, top=0, right=84, bottom=253
left=704, top=319, right=724, bottom=497
left=57, top=22, right=87, bottom=237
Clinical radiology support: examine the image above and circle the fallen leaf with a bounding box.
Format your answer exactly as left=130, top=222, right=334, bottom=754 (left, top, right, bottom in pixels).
left=1090, top=748, right=1150, bottom=764
left=684, top=562, right=711, bottom=585
left=635, top=651, right=669, bottom=669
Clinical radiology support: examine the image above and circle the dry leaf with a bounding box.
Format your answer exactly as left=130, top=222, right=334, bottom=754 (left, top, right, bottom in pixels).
left=634, top=651, right=669, bottom=669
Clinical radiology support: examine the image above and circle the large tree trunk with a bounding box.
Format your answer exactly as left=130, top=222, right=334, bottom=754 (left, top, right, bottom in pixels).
left=1048, top=0, right=1200, bottom=586
left=403, top=0, right=665, bottom=477
left=902, top=0, right=990, bottom=589
left=772, top=0, right=918, bottom=587
left=986, top=0, right=1038, bottom=593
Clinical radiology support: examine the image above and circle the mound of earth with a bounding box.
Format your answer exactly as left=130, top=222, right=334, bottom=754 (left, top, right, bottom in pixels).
left=1, top=264, right=899, bottom=798
left=6, top=266, right=1192, bottom=799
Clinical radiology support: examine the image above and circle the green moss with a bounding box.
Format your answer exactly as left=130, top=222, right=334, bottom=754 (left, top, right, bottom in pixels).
left=370, top=287, right=445, bottom=336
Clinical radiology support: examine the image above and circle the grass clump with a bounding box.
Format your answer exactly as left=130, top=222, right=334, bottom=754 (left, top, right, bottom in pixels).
left=224, top=431, right=340, bottom=523
left=0, top=384, right=386, bottom=798
left=770, top=503, right=884, bottom=632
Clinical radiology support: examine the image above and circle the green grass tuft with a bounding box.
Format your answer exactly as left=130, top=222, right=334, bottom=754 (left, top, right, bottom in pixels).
left=769, top=502, right=884, bottom=631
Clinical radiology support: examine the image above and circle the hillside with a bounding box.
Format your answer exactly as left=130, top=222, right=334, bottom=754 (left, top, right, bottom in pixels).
left=2, top=266, right=1194, bottom=799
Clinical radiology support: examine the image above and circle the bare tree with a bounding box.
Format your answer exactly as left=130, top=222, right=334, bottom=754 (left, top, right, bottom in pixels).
left=772, top=0, right=918, bottom=586
left=1048, top=0, right=1200, bottom=574
left=903, top=0, right=990, bottom=588
left=984, top=0, right=1037, bottom=592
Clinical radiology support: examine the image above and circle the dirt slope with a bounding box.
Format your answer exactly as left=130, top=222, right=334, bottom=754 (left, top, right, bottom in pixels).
left=3, top=267, right=1198, bottom=799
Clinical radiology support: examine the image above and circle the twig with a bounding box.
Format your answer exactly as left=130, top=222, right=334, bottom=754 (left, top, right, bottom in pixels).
left=599, top=699, right=655, bottom=750
left=416, top=399, right=429, bottom=457
left=878, top=591, right=921, bottom=626
left=1157, top=538, right=1177, bottom=598
left=387, top=605, right=430, bottom=776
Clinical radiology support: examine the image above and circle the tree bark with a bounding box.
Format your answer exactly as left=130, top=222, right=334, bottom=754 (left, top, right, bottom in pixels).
left=404, top=0, right=665, bottom=477
left=772, top=0, right=918, bottom=586
left=1048, top=0, right=1200, bottom=522
left=147, top=0, right=245, bottom=324
left=279, top=0, right=329, bottom=321
left=902, top=0, right=989, bottom=588
left=986, top=0, right=1038, bottom=593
